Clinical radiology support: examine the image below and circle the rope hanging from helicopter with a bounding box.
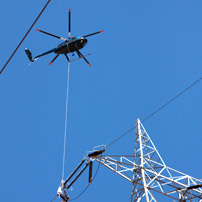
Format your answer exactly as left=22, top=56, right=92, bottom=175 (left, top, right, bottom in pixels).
left=62, top=62, right=71, bottom=182
left=54, top=60, right=105, bottom=202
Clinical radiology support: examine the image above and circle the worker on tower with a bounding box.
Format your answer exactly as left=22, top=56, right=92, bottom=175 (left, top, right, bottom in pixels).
left=57, top=185, right=70, bottom=202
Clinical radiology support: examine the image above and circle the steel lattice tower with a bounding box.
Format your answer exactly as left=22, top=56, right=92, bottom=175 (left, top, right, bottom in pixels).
left=90, top=119, right=202, bottom=202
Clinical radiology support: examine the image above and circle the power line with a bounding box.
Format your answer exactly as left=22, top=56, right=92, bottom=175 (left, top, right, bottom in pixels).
left=106, top=126, right=136, bottom=149
left=142, top=75, right=202, bottom=123
left=106, top=74, right=202, bottom=149
left=0, top=0, right=52, bottom=74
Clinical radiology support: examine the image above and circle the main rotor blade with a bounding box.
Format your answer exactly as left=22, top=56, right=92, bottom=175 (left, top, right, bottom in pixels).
left=68, top=8, right=71, bottom=38
left=83, top=30, right=103, bottom=38
left=49, top=54, right=59, bottom=65
left=36, top=29, right=67, bottom=41
left=76, top=50, right=91, bottom=67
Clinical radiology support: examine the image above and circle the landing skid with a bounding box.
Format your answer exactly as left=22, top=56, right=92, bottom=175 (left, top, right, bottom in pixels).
left=68, top=54, right=91, bottom=63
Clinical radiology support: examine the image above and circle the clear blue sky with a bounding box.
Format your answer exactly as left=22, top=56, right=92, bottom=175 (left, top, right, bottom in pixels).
left=0, top=0, right=202, bottom=201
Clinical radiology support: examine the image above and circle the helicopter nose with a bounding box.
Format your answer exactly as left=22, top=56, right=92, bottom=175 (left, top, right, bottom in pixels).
left=83, top=38, right=87, bottom=44
left=80, top=37, right=87, bottom=48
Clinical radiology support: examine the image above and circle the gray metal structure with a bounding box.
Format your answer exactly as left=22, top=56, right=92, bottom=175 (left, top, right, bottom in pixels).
left=90, top=119, right=202, bottom=202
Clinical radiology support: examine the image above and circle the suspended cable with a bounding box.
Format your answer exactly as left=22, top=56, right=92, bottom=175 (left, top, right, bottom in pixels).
left=138, top=66, right=202, bottom=120
left=106, top=73, right=202, bottom=149
left=62, top=62, right=71, bottom=181
left=142, top=75, right=202, bottom=123
left=0, top=0, right=52, bottom=74
left=105, top=126, right=136, bottom=149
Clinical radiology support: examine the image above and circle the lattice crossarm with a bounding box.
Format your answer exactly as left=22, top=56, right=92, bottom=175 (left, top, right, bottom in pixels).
left=166, top=166, right=202, bottom=190
left=122, top=156, right=137, bottom=165
left=96, top=155, right=142, bottom=172
left=94, top=157, right=133, bottom=182
left=143, top=164, right=202, bottom=190
left=149, top=174, right=202, bottom=200
left=95, top=156, right=202, bottom=201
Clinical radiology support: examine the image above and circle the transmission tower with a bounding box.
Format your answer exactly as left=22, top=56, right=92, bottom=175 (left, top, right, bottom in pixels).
left=90, top=119, right=202, bottom=202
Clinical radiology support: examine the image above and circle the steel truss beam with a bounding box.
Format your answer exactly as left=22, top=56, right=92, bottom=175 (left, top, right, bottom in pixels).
left=90, top=119, right=202, bottom=202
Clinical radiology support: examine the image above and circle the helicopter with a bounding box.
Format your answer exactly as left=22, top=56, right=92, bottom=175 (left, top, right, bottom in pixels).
left=25, top=9, right=103, bottom=66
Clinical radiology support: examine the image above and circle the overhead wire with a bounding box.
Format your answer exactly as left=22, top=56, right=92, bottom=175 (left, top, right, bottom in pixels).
left=62, top=62, right=71, bottom=181
left=0, top=0, right=52, bottom=74
left=141, top=75, right=202, bottom=123
left=138, top=66, right=202, bottom=121
left=105, top=126, right=136, bottom=149
left=105, top=72, right=202, bottom=149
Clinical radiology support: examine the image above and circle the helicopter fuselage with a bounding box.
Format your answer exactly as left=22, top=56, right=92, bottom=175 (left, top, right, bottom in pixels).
left=31, top=36, right=88, bottom=60
left=55, top=36, right=87, bottom=54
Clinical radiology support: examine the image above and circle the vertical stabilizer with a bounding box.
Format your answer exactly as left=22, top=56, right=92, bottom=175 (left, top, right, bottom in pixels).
left=25, top=48, right=35, bottom=62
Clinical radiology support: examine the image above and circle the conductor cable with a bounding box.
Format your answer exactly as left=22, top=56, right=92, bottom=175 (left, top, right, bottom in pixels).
left=0, top=0, right=52, bottom=74
left=106, top=72, right=202, bottom=149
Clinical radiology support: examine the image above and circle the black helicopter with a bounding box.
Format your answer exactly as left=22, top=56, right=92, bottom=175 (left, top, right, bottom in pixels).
left=25, top=9, right=103, bottom=66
